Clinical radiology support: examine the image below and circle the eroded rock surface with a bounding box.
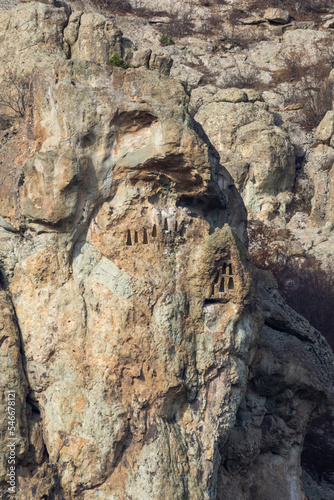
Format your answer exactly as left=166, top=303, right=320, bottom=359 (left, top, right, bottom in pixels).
left=218, top=270, right=334, bottom=499
left=0, top=2, right=333, bottom=500
left=194, top=88, right=295, bottom=218
left=0, top=41, right=260, bottom=499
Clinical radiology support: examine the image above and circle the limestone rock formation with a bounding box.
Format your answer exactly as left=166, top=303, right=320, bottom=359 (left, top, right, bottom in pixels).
left=0, top=2, right=333, bottom=499
left=0, top=58, right=258, bottom=499
left=264, top=7, right=290, bottom=25
left=0, top=4, right=261, bottom=497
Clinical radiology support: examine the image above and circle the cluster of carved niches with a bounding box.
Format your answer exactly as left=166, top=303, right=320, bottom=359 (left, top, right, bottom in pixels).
left=126, top=218, right=179, bottom=246
left=210, top=263, right=234, bottom=298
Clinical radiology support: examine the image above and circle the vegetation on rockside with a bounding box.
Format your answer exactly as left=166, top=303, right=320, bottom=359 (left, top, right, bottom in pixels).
left=107, top=54, right=130, bottom=69
left=159, top=32, right=174, bottom=47
left=89, top=0, right=132, bottom=14
left=249, top=221, right=334, bottom=349
left=270, top=44, right=334, bottom=131
left=0, top=69, right=29, bottom=118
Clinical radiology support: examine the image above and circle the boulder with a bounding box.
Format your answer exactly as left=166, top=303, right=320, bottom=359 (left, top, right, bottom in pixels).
left=149, top=53, right=173, bottom=75
left=170, top=63, right=203, bottom=86
left=305, top=144, right=334, bottom=224
left=264, top=7, right=290, bottom=24
left=71, top=13, right=123, bottom=64
left=126, top=48, right=152, bottom=68
left=0, top=54, right=253, bottom=499
left=316, top=110, right=334, bottom=144
left=324, top=18, right=334, bottom=29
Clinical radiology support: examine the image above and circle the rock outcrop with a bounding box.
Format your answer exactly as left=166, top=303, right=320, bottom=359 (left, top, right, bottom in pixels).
left=194, top=88, right=295, bottom=218
left=0, top=2, right=333, bottom=500
left=0, top=4, right=260, bottom=498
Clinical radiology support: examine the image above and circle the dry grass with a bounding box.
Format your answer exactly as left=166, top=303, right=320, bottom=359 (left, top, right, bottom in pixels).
left=258, top=40, right=334, bottom=130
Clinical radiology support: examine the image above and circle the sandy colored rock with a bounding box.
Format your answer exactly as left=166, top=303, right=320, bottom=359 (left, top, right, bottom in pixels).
left=195, top=91, right=295, bottom=216
left=0, top=55, right=258, bottom=499
left=305, top=144, right=334, bottom=225
left=316, top=110, right=334, bottom=144
left=126, top=48, right=152, bottom=68
left=149, top=52, right=173, bottom=75
left=0, top=2, right=333, bottom=499
left=0, top=292, right=28, bottom=483
left=0, top=1, right=68, bottom=80
left=264, top=8, right=290, bottom=24
left=71, top=13, right=122, bottom=63
left=213, top=88, right=248, bottom=103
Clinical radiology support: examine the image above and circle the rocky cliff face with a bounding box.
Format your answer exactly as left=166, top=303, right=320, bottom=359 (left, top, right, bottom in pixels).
left=0, top=1, right=333, bottom=499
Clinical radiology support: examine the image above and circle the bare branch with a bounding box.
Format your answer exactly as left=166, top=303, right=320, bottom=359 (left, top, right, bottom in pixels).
left=0, top=69, right=30, bottom=118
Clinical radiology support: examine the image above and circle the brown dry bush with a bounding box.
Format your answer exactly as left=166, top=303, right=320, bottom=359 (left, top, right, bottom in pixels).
left=223, top=60, right=261, bottom=89
left=249, top=221, right=334, bottom=349
left=89, top=0, right=133, bottom=14
left=271, top=46, right=334, bottom=131
left=0, top=69, right=30, bottom=118
left=162, top=5, right=195, bottom=38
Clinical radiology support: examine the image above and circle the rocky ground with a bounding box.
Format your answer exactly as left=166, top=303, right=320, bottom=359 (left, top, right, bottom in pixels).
left=0, top=0, right=334, bottom=499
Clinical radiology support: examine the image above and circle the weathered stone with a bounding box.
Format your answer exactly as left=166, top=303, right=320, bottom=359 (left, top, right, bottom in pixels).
left=218, top=271, right=334, bottom=499
left=63, top=11, right=83, bottom=46
left=189, top=84, right=218, bottom=115
left=305, top=144, right=334, bottom=224
left=0, top=1, right=68, bottom=80
left=148, top=16, right=171, bottom=24
left=324, top=18, right=334, bottom=29
left=195, top=95, right=295, bottom=216
left=264, top=7, right=290, bottom=24
left=0, top=2, right=333, bottom=499
left=149, top=52, right=173, bottom=75
left=170, top=64, right=203, bottom=87
left=0, top=292, right=28, bottom=483
left=126, top=48, right=152, bottom=68
left=0, top=55, right=256, bottom=499
left=71, top=13, right=123, bottom=64
left=316, top=110, right=334, bottom=144
left=243, top=89, right=264, bottom=103
left=213, top=88, right=248, bottom=103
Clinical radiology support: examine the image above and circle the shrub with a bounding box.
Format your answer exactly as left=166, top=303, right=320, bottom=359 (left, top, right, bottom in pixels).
left=270, top=46, right=334, bottom=130
left=107, top=54, right=130, bottom=69
left=0, top=69, right=29, bottom=118
left=159, top=32, right=175, bottom=47
left=223, top=59, right=261, bottom=89
left=88, top=0, right=132, bottom=14
left=160, top=2, right=195, bottom=38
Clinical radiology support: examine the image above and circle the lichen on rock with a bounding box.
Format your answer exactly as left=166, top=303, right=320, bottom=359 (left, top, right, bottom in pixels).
left=0, top=2, right=334, bottom=499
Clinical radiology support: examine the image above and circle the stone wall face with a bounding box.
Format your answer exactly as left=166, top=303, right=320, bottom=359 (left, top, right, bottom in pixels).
left=0, top=2, right=333, bottom=499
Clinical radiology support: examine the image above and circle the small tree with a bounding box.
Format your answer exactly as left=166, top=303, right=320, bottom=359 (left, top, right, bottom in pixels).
left=0, top=69, right=29, bottom=118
